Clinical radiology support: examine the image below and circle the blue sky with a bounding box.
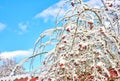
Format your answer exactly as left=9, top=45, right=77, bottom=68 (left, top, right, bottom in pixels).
left=0, top=0, right=59, bottom=52
left=0, top=0, right=62, bottom=60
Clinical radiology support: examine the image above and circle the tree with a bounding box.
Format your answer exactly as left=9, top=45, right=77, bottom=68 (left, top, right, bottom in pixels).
left=0, top=58, right=26, bottom=78
left=11, top=0, right=120, bottom=81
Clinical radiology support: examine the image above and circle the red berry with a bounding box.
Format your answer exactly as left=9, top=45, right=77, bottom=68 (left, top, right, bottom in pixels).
left=118, top=69, right=120, bottom=73
left=94, top=51, right=100, bottom=54
left=118, top=51, right=120, bottom=55
left=88, top=22, right=94, bottom=30
left=91, top=66, right=94, bottom=70
left=59, top=63, right=64, bottom=67
left=105, top=8, right=108, bottom=11
left=87, top=36, right=90, bottom=39
left=75, top=54, right=78, bottom=57
left=101, top=32, right=104, bottom=34
left=41, top=79, right=44, bottom=81
left=115, top=16, right=118, bottom=19
left=79, top=44, right=82, bottom=47
left=83, top=46, right=87, bottom=50
left=109, top=3, right=112, bottom=7
left=109, top=69, right=118, bottom=78
left=66, top=28, right=70, bottom=32
left=81, top=60, right=86, bottom=63
left=71, top=2, right=74, bottom=7
left=74, top=62, right=79, bottom=66
left=88, top=22, right=93, bottom=24
left=43, top=61, right=46, bottom=65
left=48, top=78, right=51, bottom=81
left=83, top=39, right=86, bottom=41
left=53, top=70, right=56, bottom=72
left=96, top=66, right=100, bottom=68
left=62, top=36, right=65, bottom=39
left=90, top=26, right=93, bottom=29
left=98, top=11, right=100, bottom=13
left=63, top=41, right=67, bottom=43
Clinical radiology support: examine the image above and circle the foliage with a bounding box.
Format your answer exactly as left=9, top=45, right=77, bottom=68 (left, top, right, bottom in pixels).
left=11, top=0, right=120, bottom=81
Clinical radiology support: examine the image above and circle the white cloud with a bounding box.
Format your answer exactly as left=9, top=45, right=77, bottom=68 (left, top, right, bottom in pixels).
left=34, top=0, right=67, bottom=22
left=19, top=23, right=28, bottom=32
left=18, top=22, right=29, bottom=35
left=0, top=22, right=6, bottom=31
left=34, top=0, right=103, bottom=22
left=0, top=49, right=32, bottom=59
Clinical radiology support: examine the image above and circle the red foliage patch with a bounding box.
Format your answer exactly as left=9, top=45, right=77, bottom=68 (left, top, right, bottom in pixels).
left=15, top=77, right=38, bottom=81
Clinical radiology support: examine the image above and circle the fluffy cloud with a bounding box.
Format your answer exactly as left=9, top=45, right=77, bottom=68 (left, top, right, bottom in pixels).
left=34, top=0, right=103, bottom=22
left=19, top=22, right=29, bottom=32
left=18, top=22, right=29, bottom=35
left=0, top=22, right=6, bottom=31
left=0, top=49, right=32, bottom=59
left=34, top=0, right=67, bottom=22
left=19, top=23, right=27, bottom=32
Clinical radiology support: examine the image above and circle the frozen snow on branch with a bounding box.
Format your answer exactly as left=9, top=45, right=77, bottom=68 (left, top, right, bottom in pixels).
left=10, top=0, right=120, bottom=81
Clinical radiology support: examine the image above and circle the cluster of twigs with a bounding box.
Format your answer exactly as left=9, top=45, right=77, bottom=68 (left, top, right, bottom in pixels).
left=10, top=0, right=120, bottom=81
